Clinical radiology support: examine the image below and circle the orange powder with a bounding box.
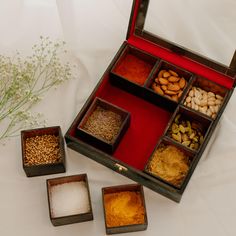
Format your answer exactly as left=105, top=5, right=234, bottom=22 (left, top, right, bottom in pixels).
left=104, top=191, right=145, bottom=227
left=114, top=54, right=153, bottom=85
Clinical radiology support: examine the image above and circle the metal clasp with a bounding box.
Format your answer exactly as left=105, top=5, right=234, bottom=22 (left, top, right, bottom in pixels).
left=115, top=163, right=128, bottom=172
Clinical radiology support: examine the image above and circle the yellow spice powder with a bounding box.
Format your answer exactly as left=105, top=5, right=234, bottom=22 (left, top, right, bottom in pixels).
left=148, top=145, right=190, bottom=187
left=104, top=191, right=145, bottom=227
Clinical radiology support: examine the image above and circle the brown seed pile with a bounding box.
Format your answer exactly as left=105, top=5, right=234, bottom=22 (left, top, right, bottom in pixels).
left=151, top=69, right=187, bottom=102
left=83, top=106, right=122, bottom=143
left=169, top=114, right=204, bottom=150
left=147, top=145, right=190, bottom=187
left=24, top=135, right=61, bottom=166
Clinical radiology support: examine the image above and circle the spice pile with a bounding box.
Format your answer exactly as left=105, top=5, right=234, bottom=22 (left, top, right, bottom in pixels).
left=83, top=106, right=122, bottom=143
left=147, top=145, right=190, bottom=187
left=24, top=135, right=61, bottom=166
left=104, top=191, right=145, bottom=227
left=50, top=181, right=90, bottom=217
left=151, top=69, right=186, bottom=102
left=184, top=86, right=223, bottom=119
left=114, top=54, right=153, bottom=85
left=169, top=114, right=204, bottom=150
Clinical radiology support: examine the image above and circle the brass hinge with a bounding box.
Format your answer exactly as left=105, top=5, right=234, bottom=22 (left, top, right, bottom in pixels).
left=115, top=163, right=128, bottom=172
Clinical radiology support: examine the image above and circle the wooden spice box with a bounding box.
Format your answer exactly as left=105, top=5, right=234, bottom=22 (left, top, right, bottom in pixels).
left=102, top=184, right=147, bottom=234
left=77, top=97, right=130, bottom=154
left=46, top=174, right=93, bottom=226
left=65, top=0, right=235, bottom=202
left=21, top=126, right=66, bottom=177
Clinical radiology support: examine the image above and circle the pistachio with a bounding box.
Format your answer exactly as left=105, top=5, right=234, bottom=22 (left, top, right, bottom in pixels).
left=182, top=141, right=191, bottom=146
left=189, top=132, right=195, bottom=139
left=171, top=123, right=179, bottom=133
left=179, top=124, right=186, bottom=133
left=172, top=133, right=182, bottom=142
left=182, top=134, right=189, bottom=142
left=169, top=114, right=204, bottom=150
left=175, top=114, right=181, bottom=124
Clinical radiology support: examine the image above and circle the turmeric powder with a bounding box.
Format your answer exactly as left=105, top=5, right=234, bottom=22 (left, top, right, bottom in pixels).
left=104, top=191, right=145, bottom=227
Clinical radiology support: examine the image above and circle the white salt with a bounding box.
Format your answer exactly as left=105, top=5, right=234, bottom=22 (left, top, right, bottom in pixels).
left=50, top=181, right=90, bottom=218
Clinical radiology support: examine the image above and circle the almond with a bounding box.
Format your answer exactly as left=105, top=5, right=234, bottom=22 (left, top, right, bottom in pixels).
left=168, top=76, right=180, bottom=82
left=159, top=78, right=169, bottom=85
left=163, top=71, right=171, bottom=78
left=178, top=90, right=183, bottom=98
left=179, top=78, right=186, bottom=88
left=154, top=77, right=160, bottom=84
left=168, top=83, right=180, bottom=91
left=158, top=70, right=166, bottom=78
left=165, top=90, right=178, bottom=95
left=161, top=85, right=167, bottom=91
left=169, top=70, right=179, bottom=77
left=152, top=84, right=164, bottom=95
left=172, top=95, right=178, bottom=102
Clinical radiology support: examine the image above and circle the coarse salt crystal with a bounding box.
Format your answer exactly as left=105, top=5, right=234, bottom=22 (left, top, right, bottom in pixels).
left=50, top=181, right=90, bottom=218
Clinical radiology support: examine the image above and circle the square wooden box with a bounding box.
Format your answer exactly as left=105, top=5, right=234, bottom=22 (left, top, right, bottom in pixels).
left=65, top=0, right=235, bottom=202
left=46, top=174, right=93, bottom=226
left=21, top=126, right=66, bottom=177
left=77, top=97, right=130, bottom=154
left=102, top=184, right=148, bottom=234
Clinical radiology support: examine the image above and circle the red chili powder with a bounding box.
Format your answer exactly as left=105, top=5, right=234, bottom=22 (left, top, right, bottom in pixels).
left=114, top=54, right=153, bottom=86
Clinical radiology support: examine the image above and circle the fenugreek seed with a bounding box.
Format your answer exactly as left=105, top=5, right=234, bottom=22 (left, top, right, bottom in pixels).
left=83, top=106, right=122, bottom=143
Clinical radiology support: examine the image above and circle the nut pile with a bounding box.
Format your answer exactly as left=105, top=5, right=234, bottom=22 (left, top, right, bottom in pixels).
left=83, top=106, right=122, bottom=143
left=24, top=135, right=61, bottom=166
left=169, top=114, right=204, bottom=150
left=147, top=144, right=190, bottom=187
left=184, top=87, right=223, bottom=119
left=151, top=69, right=187, bottom=102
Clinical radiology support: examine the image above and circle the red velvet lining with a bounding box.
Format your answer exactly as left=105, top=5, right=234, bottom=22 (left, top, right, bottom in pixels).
left=97, top=80, right=172, bottom=170
left=127, top=0, right=234, bottom=89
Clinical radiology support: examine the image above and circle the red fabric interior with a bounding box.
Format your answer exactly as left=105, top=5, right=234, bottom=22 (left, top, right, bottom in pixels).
left=97, top=80, right=172, bottom=170
left=128, top=0, right=234, bottom=89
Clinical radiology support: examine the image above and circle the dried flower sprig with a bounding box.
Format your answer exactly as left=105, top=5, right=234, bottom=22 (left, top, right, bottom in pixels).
left=0, top=36, right=73, bottom=141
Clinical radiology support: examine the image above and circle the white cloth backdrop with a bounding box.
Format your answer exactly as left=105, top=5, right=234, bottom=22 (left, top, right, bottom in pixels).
left=0, top=0, right=236, bottom=236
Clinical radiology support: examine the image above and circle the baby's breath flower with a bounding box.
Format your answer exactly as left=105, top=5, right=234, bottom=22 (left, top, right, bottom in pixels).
left=0, top=37, right=75, bottom=141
